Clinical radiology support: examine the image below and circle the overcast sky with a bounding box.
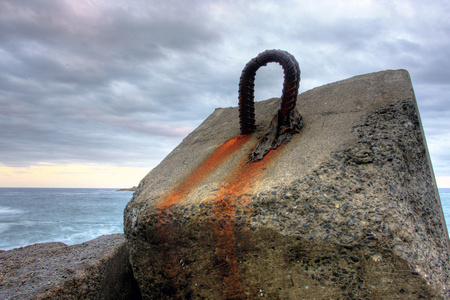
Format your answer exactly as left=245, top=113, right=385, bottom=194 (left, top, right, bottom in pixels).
left=1, top=0, right=449, bottom=188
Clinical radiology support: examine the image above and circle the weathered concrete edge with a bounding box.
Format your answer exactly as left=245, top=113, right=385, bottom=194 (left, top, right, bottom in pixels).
left=407, top=76, right=450, bottom=244
left=320, top=68, right=449, bottom=245
left=0, top=234, right=141, bottom=299
left=38, top=234, right=142, bottom=299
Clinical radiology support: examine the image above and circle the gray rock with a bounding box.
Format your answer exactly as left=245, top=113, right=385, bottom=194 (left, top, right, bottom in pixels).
left=125, top=70, right=450, bottom=299
left=0, top=234, right=141, bottom=300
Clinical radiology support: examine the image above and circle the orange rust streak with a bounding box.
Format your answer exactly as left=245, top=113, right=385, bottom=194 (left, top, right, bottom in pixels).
left=157, top=135, right=252, bottom=208
left=155, top=130, right=282, bottom=299
left=213, top=149, right=279, bottom=299
left=155, top=134, right=252, bottom=298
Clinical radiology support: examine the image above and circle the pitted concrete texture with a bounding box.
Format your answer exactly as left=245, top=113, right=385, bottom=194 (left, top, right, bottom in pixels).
left=125, top=69, right=450, bottom=299
left=0, top=234, right=141, bottom=300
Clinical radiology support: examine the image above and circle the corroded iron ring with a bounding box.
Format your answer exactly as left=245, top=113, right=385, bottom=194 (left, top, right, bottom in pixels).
left=238, top=49, right=300, bottom=134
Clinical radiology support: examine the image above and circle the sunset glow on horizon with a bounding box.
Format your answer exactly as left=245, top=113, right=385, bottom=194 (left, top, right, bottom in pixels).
left=1, top=165, right=450, bottom=189
left=0, top=164, right=149, bottom=188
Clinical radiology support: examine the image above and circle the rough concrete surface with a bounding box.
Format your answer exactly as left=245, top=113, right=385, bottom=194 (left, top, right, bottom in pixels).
left=0, top=234, right=141, bottom=300
left=125, top=70, right=450, bottom=299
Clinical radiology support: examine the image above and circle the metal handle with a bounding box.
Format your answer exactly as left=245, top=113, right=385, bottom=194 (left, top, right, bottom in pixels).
left=238, top=49, right=300, bottom=135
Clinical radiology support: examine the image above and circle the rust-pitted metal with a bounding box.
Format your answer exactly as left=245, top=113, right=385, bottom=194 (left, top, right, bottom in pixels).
left=238, top=49, right=301, bottom=134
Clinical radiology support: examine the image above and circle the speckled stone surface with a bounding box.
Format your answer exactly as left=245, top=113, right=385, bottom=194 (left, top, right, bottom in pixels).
left=125, top=70, right=450, bottom=299
left=0, top=234, right=141, bottom=300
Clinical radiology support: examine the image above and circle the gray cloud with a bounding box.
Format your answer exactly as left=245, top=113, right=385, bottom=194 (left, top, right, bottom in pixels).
left=0, top=0, right=449, bottom=182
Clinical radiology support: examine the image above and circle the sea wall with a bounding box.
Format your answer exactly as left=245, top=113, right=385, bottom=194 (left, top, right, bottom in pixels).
left=124, top=69, right=450, bottom=299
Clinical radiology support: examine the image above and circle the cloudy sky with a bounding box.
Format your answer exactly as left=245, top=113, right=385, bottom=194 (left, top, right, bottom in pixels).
left=0, top=0, right=449, bottom=188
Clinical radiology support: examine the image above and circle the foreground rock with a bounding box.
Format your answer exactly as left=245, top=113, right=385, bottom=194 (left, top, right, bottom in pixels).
left=0, top=234, right=141, bottom=300
left=125, top=70, right=450, bottom=299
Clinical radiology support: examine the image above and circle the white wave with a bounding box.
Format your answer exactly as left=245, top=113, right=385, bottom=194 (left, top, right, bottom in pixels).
left=0, top=223, right=11, bottom=233
left=0, top=206, right=25, bottom=215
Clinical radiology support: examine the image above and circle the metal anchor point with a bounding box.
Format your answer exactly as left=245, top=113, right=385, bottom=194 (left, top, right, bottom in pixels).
left=238, top=49, right=301, bottom=135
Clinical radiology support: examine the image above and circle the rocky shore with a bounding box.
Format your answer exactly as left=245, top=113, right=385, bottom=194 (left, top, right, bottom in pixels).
left=0, top=234, right=141, bottom=300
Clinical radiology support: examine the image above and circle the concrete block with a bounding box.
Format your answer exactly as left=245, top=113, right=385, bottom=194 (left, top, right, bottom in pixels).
left=125, top=70, right=450, bottom=299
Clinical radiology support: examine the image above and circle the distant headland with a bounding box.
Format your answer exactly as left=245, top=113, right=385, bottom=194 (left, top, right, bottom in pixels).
left=116, top=186, right=136, bottom=192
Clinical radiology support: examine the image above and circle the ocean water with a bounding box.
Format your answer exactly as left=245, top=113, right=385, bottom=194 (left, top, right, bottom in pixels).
left=1, top=188, right=450, bottom=251
left=0, top=188, right=133, bottom=250
left=440, top=188, right=450, bottom=232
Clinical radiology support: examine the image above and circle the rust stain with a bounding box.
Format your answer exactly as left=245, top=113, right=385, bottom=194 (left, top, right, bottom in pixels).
left=212, top=149, right=279, bottom=299
left=157, top=134, right=252, bottom=208
left=156, top=207, right=192, bottom=299
left=155, top=133, right=281, bottom=299
left=155, top=134, right=252, bottom=298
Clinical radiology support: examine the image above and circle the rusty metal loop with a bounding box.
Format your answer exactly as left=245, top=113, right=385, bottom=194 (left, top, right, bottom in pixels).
left=238, top=49, right=300, bottom=134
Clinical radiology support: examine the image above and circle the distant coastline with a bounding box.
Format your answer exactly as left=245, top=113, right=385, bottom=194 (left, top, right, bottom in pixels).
left=117, top=186, right=137, bottom=192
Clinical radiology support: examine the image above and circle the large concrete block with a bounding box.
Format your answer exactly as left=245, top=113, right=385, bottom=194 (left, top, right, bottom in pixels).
left=124, top=70, right=450, bottom=299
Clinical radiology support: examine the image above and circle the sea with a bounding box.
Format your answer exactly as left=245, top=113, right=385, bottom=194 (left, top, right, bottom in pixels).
left=1, top=188, right=450, bottom=251
left=0, top=188, right=134, bottom=251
